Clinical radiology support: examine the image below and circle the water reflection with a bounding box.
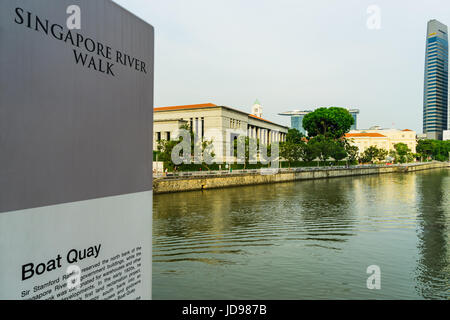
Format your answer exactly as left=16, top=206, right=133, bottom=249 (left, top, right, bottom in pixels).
left=153, top=179, right=357, bottom=263
left=153, top=169, right=450, bottom=299
left=415, top=169, right=450, bottom=299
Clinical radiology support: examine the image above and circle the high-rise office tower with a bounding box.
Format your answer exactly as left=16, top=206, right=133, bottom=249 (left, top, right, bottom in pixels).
left=423, top=20, right=448, bottom=140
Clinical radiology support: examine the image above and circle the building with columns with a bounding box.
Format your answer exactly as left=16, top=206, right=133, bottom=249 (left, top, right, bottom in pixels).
left=154, top=102, right=288, bottom=163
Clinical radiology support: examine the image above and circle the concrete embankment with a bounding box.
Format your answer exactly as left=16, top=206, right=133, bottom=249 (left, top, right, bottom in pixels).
left=153, top=162, right=449, bottom=195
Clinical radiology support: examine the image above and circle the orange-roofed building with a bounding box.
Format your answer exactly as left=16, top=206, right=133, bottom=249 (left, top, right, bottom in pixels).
left=345, top=127, right=417, bottom=155
left=153, top=101, right=288, bottom=162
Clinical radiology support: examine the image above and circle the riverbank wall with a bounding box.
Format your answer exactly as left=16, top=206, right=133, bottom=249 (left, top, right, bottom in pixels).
left=153, top=162, right=449, bottom=195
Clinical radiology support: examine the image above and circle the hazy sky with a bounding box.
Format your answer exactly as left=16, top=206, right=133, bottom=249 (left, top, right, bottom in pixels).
left=113, top=0, right=449, bottom=132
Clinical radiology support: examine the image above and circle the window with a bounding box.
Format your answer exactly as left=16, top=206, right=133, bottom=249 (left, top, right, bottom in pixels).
left=201, top=118, right=204, bottom=140
left=230, top=118, right=241, bottom=129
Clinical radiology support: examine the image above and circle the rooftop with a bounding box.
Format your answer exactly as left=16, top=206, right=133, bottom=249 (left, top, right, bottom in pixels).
left=154, top=103, right=287, bottom=127
left=248, top=114, right=274, bottom=124
left=279, top=107, right=360, bottom=116
left=355, top=127, right=416, bottom=132
left=154, top=103, right=217, bottom=112
left=345, top=133, right=387, bottom=138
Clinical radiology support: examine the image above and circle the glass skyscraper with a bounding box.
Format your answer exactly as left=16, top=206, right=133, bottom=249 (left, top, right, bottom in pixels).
left=279, top=110, right=312, bottom=135
left=291, top=115, right=305, bottom=134
left=348, top=109, right=359, bottom=130
left=423, top=20, right=448, bottom=140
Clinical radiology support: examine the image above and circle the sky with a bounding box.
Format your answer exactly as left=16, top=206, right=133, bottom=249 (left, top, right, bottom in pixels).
left=113, top=0, right=450, bottom=132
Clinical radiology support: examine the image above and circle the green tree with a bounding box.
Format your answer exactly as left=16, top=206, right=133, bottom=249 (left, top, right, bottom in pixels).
left=280, top=141, right=302, bottom=168
left=344, top=143, right=359, bottom=164
left=279, top=128, right=306, bottom=167
left=358, top=145, right=387, bottom=164
left=375, top=148, right=388, bottom=163
left=433, top=140, right=450, bottom=161
left=388, top=150, right=397, bottom=163
left=416, top=139, right=434, bottom=160
left=285, top=128, right=305, bottom=144
left=359, top=146, right=379, bottom=164
left=329, top=140, right=348, bottom=164
left=157, top=139, right=181, bottom=170
left=299, top=141, right=319, bottom=162
left=417, top=139, right=450, bottom=161
left=302, top=107, right=355, bottom=139
left=157, top=124, right=215, bottom=170
left=394, top=143, right=411, bottom=164
left=308, top=135, right=334, bottom=164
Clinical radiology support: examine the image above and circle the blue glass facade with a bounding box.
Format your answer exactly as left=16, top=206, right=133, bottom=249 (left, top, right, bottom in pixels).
left=350, top=113, right=358, bottom=130
left=291, top=115, right=306, bottom=135
left=423, top=20, right=449, bottom=140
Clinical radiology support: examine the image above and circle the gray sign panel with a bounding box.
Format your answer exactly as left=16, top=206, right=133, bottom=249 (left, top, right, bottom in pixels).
left=0, top=0, right=154, bottom=213
left=0, top=0, right=153, bottom=300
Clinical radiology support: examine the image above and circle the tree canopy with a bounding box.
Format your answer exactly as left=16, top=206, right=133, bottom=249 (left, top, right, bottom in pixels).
left=394, top=143, right=412, bottom=163
left=359, top=146, right=388, bottom=164
left=302, top=107, right=354, bottom=139
left=157, top=123, right=215, bottom=169
left=417, top=139, right=450, bottom=161
left=285, top=128, right=305, bottom=144
left=308, top=135, right=335, bottom=162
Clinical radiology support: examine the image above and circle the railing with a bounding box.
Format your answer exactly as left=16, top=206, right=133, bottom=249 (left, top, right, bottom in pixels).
left=153, top=162, right=436, bottom=179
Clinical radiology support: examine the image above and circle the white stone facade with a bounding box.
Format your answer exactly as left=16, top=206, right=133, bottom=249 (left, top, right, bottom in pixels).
left=154, top=103, right=288, bottom=163
left=346, top=128, right=417, bottom=155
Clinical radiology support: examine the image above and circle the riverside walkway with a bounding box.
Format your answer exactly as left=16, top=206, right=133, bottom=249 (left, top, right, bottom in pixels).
left=153, top=162, right=449, bottom=194
left=153, top=162, right=447, bottom=180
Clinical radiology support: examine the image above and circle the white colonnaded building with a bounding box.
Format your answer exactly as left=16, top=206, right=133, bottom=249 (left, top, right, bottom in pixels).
left=153, top=101, right=288, bottom=163
left=345, top=126, right=417, bottom=155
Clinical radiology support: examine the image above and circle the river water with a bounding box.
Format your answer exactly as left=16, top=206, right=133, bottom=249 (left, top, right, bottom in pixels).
left=153, top=168, right=449, bottom=299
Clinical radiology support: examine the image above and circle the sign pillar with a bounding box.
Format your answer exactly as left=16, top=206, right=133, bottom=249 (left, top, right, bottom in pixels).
left=0, top=0, right=154, bottom=300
